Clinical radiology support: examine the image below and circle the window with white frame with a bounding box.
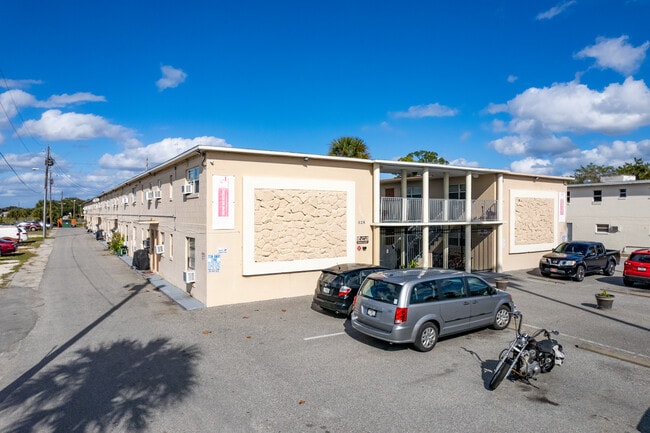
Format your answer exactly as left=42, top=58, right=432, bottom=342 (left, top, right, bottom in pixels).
left=187, top=167, right=200, bottom=193
left=596, top=224, right=609, bottom=233
left=449, top=184, right=466, bottom=200
left=187, top=237, right=195, bottom=270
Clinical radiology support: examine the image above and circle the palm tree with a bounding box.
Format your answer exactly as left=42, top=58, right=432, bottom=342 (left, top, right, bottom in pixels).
left=328, top=137, right=370, bottom=159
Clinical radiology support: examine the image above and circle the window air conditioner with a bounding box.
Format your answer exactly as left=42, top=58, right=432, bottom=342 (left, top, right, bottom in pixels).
left=154, top=244, right=165, bottom=254
left=153, top=190, right=162, bottom=200
left=143, top=239, right=150, bottom=249
left=181, top=183, right=194, bottom=195
left=183, top=271, right=196, bottom=283
left=122, top=197, right=129, bottom=204
left=145, top=191, right=153, bottom=201
left=609, top=226, right=619, bottom=233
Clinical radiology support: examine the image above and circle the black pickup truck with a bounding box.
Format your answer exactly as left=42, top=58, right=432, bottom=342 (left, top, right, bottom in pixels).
left=539, top=241, right=620, bottom=282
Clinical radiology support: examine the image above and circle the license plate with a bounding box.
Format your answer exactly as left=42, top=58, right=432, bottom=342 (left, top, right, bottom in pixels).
left=322, top=287, right=331, bottom=295
left=551, top=268, right=559, bottom=273
left=639, top=266, right=647, bottom=272
left=367, top=308, right=377, bottom=317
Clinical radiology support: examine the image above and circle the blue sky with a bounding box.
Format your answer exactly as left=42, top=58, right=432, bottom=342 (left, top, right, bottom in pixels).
left=2, top=0, right=650, bottom=208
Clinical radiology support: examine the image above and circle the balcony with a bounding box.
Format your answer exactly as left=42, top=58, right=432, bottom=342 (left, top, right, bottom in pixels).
left=379, top=197, right=498, bottom=224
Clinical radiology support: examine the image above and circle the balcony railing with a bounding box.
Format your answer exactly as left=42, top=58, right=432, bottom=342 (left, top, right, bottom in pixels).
left=380, top=197, right=498, bottom=223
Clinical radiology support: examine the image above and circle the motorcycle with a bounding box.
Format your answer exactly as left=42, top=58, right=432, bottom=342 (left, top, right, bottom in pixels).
left=488, top=310, right=565, bottom=390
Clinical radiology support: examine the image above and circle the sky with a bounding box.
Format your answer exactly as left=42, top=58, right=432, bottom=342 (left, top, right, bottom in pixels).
left=2, top=0, right=650, bottom=208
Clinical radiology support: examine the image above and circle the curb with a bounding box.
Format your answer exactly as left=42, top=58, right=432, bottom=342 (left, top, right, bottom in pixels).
left=575, top=341, right=650, bottom=368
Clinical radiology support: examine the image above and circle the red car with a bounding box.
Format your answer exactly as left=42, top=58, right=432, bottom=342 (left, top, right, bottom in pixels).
left=0, top=239, right=17, bottom=256
left=623, top=249, right=650, bottom=287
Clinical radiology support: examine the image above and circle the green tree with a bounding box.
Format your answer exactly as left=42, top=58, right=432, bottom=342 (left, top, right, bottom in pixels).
left=327, top=137, right=370, bottom=159
left=617, top=157, right=650, bottom=180
left=398, top=150, right=449, bottom=165
left=570, top=163, right=616, bottom=184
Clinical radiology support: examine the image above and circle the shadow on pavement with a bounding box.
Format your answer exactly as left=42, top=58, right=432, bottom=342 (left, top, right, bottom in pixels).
left=0, top=338, right=200, bottom=432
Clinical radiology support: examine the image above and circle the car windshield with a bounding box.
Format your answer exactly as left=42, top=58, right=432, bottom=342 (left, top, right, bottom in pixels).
left=358, top=278, right=402, bottom=305
left=554, top=243, right=587, bottom=255
left=629, top=253, right=650, bottom=263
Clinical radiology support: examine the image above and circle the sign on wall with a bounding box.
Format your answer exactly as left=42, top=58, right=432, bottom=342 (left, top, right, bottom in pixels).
left=212, top=175, right=235, bottom=229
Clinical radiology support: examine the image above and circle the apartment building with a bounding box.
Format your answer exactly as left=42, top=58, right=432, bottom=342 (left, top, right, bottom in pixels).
left=567, top=175, right=650, bottom=254
left=84, top=146, right=569, bottom=307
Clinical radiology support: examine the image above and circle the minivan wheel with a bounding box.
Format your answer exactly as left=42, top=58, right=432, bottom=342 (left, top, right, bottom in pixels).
left=492, top=306, right=511, bottom=330
left=413, top=323, right=438, bottom=352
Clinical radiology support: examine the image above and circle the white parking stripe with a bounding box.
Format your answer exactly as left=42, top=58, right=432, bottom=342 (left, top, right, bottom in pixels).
left=303, top=332, right=346, bottom=341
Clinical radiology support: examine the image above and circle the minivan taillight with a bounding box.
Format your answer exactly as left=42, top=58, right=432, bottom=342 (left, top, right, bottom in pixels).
left=338, top=285, right=352, bottom=297
left=394, top=307, right=408, bottom=324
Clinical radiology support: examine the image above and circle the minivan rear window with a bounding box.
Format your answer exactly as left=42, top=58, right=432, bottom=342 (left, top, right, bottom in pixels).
left=358, top=278, right=402, bottom=305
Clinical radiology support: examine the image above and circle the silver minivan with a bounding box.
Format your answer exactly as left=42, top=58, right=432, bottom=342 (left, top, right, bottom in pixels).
left=351, top=268, right=514, bottom=352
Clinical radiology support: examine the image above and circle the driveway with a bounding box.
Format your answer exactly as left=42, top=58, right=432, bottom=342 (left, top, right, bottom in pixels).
left=0, top=229, right=648, bottom=433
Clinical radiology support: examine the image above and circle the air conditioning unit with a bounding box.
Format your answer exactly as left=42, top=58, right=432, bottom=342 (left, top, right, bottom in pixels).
left=153, top=190, right=162, bottom=200
left=143, top=239, right=150, bottom=249
left=183, top=270, right=196, bottom=283
left=145, top=191, right=153, bottom=201
left=181, top=183, right=194, bottom=195
left=154, top=244, right=165, bottom=254
left=609, top=226, right=619, bottom=233
left=122, top=197, right=129, bottom=204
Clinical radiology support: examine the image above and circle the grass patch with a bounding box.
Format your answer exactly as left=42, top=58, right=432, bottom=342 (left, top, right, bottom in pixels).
left=0, top=234, right=45, bottom=288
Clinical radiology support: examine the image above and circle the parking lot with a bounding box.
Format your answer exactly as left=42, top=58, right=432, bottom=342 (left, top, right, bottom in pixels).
left=0, top=230, right=648, bottom=433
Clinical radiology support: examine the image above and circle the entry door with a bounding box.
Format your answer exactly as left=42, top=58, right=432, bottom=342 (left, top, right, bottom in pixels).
left=151, top=229, right=158, bottom=272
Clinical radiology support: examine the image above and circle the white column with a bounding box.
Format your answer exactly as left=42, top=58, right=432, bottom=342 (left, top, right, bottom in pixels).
left=465, top=172, right=472, bottom=272
left=422, top=168, right=430, bottom=267
left=496, top=173, right=504, bottom=272
left=443, top=172, right=449, bottom=268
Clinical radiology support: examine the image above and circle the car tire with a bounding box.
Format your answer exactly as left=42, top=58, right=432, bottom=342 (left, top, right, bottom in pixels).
left=492, top=305, right=511, bottom=330
left=413, top=322, right=438, bottom=352
left=603, top=260, right=616, bottom=276
left=623, top=277, right=634, bottom=287
left=573, top=265, right=585, bottom=282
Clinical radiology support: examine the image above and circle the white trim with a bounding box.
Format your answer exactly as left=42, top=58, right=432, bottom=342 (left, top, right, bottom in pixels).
left=243, top=177, right=356, bottom=275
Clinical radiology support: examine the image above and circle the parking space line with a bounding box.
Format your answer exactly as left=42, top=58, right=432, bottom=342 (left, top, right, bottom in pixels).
left=303, top=332, right=346, bottom=341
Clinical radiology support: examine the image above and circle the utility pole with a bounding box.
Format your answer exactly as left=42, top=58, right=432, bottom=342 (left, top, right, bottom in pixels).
left=42, top=146, right=54, bottom=238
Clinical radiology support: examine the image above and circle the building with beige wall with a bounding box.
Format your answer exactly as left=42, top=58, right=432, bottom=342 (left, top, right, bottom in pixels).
left=567, top=176, right=650, bottom=255
left=84, top=146, right=569, bottom=308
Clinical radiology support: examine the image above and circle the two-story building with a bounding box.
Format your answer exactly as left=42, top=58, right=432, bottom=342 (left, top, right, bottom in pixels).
left=567, top=175, right=650, bottom=255
left=84, top=145, right=569, bottom=308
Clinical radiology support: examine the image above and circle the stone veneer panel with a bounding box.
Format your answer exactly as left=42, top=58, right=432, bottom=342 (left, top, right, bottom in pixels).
left=254, top=189, right=347, bottom=262
left=514, top=197, right=554, bottom=245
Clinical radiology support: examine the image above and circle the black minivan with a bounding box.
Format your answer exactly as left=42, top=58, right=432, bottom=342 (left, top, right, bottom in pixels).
left=312, top=263, right=388, bottom=316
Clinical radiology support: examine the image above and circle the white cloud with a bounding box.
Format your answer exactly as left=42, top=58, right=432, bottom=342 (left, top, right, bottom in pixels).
left=0, top=78, right=43, bottom=89
left=17, top=109, right=141, bottom=147
left=507, top=75, right=518, bottom=83
left=391, top=103, right=458, bottom=119
left=449, top=158, right=480, bottom=168
left=509, top=157, right=555, bottom=175
left=98, top=136, right=232, bottom=170
left=490, top=135, right=528, bottom=155
left=156, top=65, right=187, bottom=91
left=498, top=77, right=650, bottom=136
left=536, top=1, right=576, bottom=20
left=37, top=92, right=106, bottom=107
left=576, top=36, right=650, bottom=76
left=1, top=89, right=105, bottom=126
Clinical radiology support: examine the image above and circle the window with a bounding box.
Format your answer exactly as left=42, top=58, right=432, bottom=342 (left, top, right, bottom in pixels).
left=169, top=174, right=174, bottom=200
left=619, top=188, right=626, bottom=198
left=593, top=190, right=602, bottom=202
left=187, top=237, right=195, bottom=270
left=596, top=224, right=609, bottom=233
left=449, top=184, right=466, bottom=200
left=131, top=187, right=137, bottom=205
left=566, top=191, right=571, bottom=204
left=407, top=186, right=422, bottom=198
left=439, top=278, right=466, bottom=299
left=467, top=277, right=491, bottom=297
left=409, top=281, right=437, bottom=304
left=187, top=167, right=200, bottom=193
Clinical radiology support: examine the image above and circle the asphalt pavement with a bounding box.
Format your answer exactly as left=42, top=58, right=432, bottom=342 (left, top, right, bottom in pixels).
left=0, top=228, right=648, bottom=433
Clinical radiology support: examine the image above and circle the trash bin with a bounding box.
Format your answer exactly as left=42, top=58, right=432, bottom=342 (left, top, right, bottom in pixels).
left=495, top=279, right=508, bottom=290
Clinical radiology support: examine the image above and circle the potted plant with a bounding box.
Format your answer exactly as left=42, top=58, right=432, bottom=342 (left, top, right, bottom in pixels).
left=595, top=289, right=615, bottom=310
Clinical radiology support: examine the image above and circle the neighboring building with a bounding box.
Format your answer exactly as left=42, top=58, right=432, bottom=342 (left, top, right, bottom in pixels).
left=567, top=175, right=650, bottom=254
left=84, top=146, right=569, bottom=308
